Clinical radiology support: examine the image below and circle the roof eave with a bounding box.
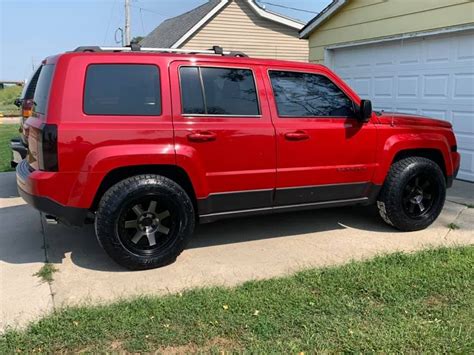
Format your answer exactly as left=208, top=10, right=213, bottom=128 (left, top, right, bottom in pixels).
left=299, top=0, right=347, bottom=39
left=171, top=0, right=305, bottom=48
left=246, top=0, right=304, bottom=30
left=171, top=0, right=228, bottom=48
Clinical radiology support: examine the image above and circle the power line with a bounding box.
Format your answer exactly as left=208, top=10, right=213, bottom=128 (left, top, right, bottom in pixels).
left=129, top=4, right=169, bottom=17
left=103, top=0, right=119, bottom=45
left=257, top=1, right=319, bottom=14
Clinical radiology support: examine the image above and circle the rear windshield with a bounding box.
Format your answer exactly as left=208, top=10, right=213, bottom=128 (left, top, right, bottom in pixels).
left=33, top=64, right=55, bottom=114
left=84, top=64, right=161, bottom=116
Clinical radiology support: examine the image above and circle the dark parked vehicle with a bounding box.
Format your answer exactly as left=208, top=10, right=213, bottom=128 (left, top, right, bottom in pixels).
left=10, top=66, right=42, bottom=167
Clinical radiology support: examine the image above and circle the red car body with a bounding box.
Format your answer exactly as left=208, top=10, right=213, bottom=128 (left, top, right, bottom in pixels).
left=17, top=51, right=460, bottom=226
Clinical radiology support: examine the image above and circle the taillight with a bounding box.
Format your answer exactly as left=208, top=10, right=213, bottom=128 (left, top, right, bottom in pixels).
left=22, top=99, right=34, bottom=118
left=38, top=124, right=58, bottom=171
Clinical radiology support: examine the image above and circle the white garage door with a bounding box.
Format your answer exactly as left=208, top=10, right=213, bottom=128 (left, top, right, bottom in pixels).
left=330, top=29, right=474, bottom=182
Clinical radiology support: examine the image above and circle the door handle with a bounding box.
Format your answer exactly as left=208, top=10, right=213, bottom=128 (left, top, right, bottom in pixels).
left=284, top=130, right=309, bottom=141
left=187, top=131, right=217, bottom=142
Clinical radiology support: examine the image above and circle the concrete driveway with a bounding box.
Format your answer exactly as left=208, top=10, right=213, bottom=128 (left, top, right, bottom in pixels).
left=1, top=171, right=473, bottom=331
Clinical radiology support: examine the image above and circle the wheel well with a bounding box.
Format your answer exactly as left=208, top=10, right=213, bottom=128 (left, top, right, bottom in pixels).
left=393, top=149, right=447, bottom=179
left=91, top=165, right=197, bottom=211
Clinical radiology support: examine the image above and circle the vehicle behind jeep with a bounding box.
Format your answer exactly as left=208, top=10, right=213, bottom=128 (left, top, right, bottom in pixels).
left=10, top=66, right=42, bottom=167
left=17, top=46, right=460, bottom=270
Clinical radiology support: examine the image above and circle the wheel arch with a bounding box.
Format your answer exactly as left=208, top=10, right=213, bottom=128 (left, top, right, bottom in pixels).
left=392, top=148, right=447, bottom=179
left=374, top=134, right=453, bottom=185
left=90, top=165, right=197, bottom=212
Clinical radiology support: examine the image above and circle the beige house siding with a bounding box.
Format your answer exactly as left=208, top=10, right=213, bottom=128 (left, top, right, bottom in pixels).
left=308, top=0, right=474, bottom=63
left=182, top=0, right=308, bottom=62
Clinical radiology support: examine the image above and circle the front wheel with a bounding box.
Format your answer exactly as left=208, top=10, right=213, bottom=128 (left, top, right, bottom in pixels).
left=95, top=174, right=195, bottom=270
left=377, top=157, right=446, bottom=231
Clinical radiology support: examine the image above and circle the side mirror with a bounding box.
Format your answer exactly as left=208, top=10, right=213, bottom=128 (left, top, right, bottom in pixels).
left=14, top=98, right=22, bottom=108
left=359, top=99, right=372, bottom=122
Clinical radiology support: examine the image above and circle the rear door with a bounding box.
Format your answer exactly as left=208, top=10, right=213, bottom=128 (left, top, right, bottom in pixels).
left=170, top=61, right=276, bottom=217
left=264, top=68, right=378, bottom=206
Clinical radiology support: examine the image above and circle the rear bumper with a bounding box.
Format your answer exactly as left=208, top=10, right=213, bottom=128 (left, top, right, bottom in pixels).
left=10, top=138, right=27, bottom=168
left=16, top=160, right=88, bottom=226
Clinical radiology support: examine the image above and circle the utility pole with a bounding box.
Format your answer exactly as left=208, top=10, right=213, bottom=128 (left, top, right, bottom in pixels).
left=124, top=0, right=131, bottom=45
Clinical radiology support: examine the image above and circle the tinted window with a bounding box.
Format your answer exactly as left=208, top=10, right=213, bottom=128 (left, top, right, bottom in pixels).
left=180, top=67, right=205, bottom=114
left=33, top=65, right=54, bottom=114
left=269, top=71, right=354, bottom=117
left=180, top=67, right=259, bottom=116
left=84, top=64, right=161, bottom=115
left=22, top=66, right=42, bottom=100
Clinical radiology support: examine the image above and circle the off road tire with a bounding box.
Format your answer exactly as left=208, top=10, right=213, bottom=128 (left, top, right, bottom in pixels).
left=95, top=174, right=195, bottom=270
left=377, top=157, right=446, bottom=231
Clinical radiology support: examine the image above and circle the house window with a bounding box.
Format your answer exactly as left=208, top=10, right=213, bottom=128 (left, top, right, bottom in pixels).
left=84, top=64, right=161, bottom=116
left=180, top=66, right=260, bottom=116
left=269, top=71, right=354, bottom=117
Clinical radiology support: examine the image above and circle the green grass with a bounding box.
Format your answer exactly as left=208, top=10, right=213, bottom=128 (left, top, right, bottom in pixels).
left=1, top=247, right=473, bottom=353
left=0, top=85, right=22, bottom=116
left=0, top=124, right=21, bottom=172
left=34, top=263, right=58, bottom=283
left=448, top=222, right=460, bottom=230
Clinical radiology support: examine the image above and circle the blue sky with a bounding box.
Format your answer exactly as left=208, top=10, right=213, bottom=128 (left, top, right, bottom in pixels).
left=0, top=0, right=330, bottom=81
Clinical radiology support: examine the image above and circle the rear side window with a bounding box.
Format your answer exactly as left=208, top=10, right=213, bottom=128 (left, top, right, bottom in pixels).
left=33, top=64, right=55, bottom=114
left=84, top=64, right=161, bottom=116
left=180, top=66, right=260, bottom=116
left=180, top=67, right=205, bottom=114
left=269, top=71, right=354, bottom=117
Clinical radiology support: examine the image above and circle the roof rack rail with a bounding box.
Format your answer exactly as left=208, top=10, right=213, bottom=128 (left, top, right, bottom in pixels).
left=72, top=45, right=248, bottom=57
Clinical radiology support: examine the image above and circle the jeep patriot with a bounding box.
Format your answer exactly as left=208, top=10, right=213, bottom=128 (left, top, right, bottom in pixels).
left=16, top=45, right=460, bottom=270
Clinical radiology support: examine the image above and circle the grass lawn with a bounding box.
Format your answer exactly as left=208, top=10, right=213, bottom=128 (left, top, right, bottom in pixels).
left=0, top=85, right=22, bottom=116
left=0, top=124, right=20, bottom=172
left=1, top=247, right=473, bottom=353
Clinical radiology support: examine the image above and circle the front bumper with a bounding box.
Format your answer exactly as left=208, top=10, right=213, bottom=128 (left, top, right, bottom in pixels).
left=16, top=159, right=88, bottom=226
left=10, top=138, right=27, bottom=168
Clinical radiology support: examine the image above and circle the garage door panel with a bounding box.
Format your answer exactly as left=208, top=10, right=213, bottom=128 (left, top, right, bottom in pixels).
left=352, top=77, right=371, bottom=96
left=331, top=29, right=474, bottom=181
left=423, top=74, right=449, bottom=99
left=456, top=33, right=474, bottom=62
left=453, top=73, right=474, bottom=98
left=398, top=75, right=418, bottom=98
left=452, top=111, right=474, bottom=134
left=425, top=36, right=450, bottom=64
left=373, top=76, right=393, bottom=98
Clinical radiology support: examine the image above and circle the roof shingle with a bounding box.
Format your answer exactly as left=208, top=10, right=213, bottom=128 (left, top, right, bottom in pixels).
left=140, top=0, right=221, bottom=48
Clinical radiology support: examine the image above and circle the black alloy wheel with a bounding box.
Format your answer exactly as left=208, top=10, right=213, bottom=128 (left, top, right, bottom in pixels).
left=118, top=196, right=178, bottom=256
left=401, top=174, right=437, bottom=219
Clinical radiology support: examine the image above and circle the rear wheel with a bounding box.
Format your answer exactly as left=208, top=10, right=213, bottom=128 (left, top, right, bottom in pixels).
left=95, top=174, right=195, bottom=270
left=377, top=157, right=446, bottom=231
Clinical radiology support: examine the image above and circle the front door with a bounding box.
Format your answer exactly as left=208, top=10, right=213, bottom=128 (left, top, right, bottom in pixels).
left=170, top=61, right=276, bottom=218
left=264, top=68, right=378, bottom=206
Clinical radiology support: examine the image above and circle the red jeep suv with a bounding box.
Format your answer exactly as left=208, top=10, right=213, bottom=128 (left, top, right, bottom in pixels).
left=17, top=45, right=460, bottom=270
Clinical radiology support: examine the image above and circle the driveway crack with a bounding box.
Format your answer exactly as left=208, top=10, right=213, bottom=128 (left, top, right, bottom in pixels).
left=443, top=206, right=466, bottom=241
left=39, top=212, right=56, bottom=311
